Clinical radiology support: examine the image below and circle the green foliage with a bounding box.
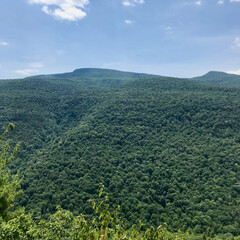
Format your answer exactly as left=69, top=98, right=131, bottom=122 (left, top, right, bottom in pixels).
left=0, top=123, right=22, bottom=221
left=0, top=185, right=190, bottom=239
left=0, top=136, right=239, bottom=239
left=1, top=69, right=240, bottom=236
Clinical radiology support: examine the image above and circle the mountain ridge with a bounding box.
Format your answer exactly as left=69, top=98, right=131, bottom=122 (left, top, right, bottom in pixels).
left=24, top=68, right=240, bottom=88
left=191, top=70, right=240, bottom=87
left=28, top=68, right=158, bottom=80
left=2, top=68, right=240, bottom=88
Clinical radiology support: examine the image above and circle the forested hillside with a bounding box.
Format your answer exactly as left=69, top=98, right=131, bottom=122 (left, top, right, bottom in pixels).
left=1, top=68, right=240, bottom=238
left=31, top=68, right=155, bottom=80
left=192, top=71, right=240, bottom=88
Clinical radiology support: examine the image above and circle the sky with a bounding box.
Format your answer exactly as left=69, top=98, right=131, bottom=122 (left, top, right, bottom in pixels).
left=0, top=0, right=240, bottom=79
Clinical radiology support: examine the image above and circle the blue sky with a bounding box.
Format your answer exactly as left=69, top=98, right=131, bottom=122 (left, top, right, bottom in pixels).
left=0, top=0, right=240, bottom=78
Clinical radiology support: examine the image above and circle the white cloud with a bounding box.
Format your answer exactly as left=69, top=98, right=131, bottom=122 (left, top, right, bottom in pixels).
left=28, top=0, right=89, bottom=21
left=133, top=0, right=144, bottom=3
left=182, top=1, right=202, bottom=6
left=233, top=37, right=240, bottom=48
left=14, top=61, right=44, bottom=76
left=195, top=0, right=202, bottom=6
left=217, top=0, right=224, bottom=4
left=14, top=69, right=39, bottom=76
left=230, top=0, right=240, bottom=2
left=165, top=26, right=172, bottom=31
left=125, top=19, right=134, bottom=25
left=122, top=1, right=132, bottom=6
left=161, top=25, right=174, bottom=34
left=0, top=41, right=8, bottom=46
left=122, top=0, right=144, bottom=7
left=227, top=69, right=240, bottom=75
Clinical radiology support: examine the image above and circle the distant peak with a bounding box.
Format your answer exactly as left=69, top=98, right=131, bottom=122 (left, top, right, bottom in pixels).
left=192, top=70, right=240, bottom=87
left=205, top=71, right=228, bottom=75
left=73, top=68, right=103, bottom=72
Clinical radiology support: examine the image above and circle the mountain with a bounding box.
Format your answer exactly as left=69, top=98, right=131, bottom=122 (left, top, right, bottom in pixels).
left=1, top=68, right=240, bottom=236
left=25, top=68, right=160, bottom=91
left=192, top=71, right=240, bottom=87
left=31, top=67, right=153, bottom=79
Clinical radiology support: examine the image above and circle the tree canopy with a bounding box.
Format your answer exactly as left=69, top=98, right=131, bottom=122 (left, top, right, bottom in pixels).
left=0, top=69, right=240, bottom=238
left=0, top=123, right=22, bottom=221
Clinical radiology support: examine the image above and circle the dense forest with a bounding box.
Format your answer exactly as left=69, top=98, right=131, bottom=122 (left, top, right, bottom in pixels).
left=0, top=124, right=190, bottom=239
left=192, top=71, right=240, bottom=88
left=1, top=68, right=240, bottom=239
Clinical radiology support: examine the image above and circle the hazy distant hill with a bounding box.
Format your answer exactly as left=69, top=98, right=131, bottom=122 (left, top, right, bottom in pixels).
left=192, top=71, right=240, bottom=87
left=1, top=68, right=240, bottom=235
left=32, top=68, right=240, bottom=88
left=31, top=68, right=155, bottom=80
left=27, top=68, right=158, bottom=89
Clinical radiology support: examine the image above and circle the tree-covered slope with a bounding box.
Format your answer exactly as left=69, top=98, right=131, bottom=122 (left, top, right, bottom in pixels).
left=1, top=123, right=193, bottom=240
left=0, top=77, right=106, bottom=158
left=37, top=68, right=154, bottom=79
left=30, top=68, right=156, bottom=89
left=6, top=74, right=239, bottom=236
left=1, top=69, right=150, bottom=153
left=192, top=71, right=240, bottom=88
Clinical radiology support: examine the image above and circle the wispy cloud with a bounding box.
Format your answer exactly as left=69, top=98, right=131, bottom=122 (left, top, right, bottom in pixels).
left=0, top=41, right=8, bottom=46
left=125, top=19, right=134, bottom=25
left=122, top=1, right=132, bottom=6
left=14, top=69, right=39, bottom=76
left=182, top=1, right=202, bottom=7
left=229, top=0, right=240, bottom=2
left=122, top=0, right=144, bottom=7
left=161, top=25, right=174, bottom=34
left=233, top=37, right=240, bottom=48
left=227, top=69, right=240, bottom=75
left=195, top=0, right=202, bottom=6
left=28, top=0, right=89, bottom=21
left=134, top=0, right=144, bottom=3
left=14, top=61, right=44, bottom=76
left=217, top=0, right=224, bottom=4
left=165, top=26, right=172, bottom=31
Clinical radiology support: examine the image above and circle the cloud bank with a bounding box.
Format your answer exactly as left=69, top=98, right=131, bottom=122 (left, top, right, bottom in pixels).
left=29, top=0, right=89, bottom=21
